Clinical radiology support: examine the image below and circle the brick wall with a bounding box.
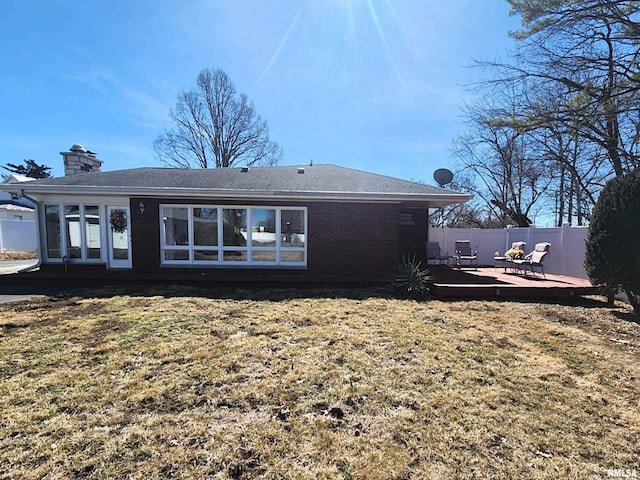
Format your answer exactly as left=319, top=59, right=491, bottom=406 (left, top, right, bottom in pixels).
left=307, top=202, right=399, bottom=276
left=129, top=198, right=161, bottom=272
left=129, top=197, right=427, bottom=280
left=399, top=207, right=429, bottom=263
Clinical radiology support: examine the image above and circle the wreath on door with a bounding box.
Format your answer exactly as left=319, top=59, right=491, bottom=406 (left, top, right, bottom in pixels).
left=110, top=209, right=127, bottom=233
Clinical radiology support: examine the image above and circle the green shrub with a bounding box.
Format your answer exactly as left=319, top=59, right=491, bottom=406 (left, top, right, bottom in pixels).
left=585, top=171, right=640, bottom=315
left=391, top=254, right=432, bottom=300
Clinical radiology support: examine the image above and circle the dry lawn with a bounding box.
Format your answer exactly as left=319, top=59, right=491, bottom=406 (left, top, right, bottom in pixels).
left=0, top=285, right=638, bottom=479
left=0, top=251, right=37, bottom=261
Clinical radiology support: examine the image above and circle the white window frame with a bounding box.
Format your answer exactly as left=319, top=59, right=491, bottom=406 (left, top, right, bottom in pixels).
left=43, top=202, right=105, bottom=263
left=160, top=204, right=307, bottom=267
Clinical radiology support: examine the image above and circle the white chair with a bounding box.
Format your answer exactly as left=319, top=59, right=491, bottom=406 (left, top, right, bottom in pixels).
left=511, top=242, right=551, bottom=278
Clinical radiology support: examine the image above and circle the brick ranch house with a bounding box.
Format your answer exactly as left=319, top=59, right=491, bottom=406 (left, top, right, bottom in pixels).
left=1, top=146, right=471, bottom=281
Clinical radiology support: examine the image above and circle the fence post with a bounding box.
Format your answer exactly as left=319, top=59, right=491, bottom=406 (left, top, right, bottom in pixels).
left=443, top=226, right=450, bottom=255
left=561, top=223, right=570, bottom=276
left=473, top=228, right=479, bottom=255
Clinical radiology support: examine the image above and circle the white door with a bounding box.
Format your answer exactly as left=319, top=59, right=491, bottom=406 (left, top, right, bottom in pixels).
left=106, top=205, right=132, bottom=269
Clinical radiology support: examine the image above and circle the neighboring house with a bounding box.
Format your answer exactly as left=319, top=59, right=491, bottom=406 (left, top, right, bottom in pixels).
left=0, top=174, right=37, bottom=252
left=0, top=203, right=34, bottom=221
left=0, top=145, right=471, bottom=280
left=0, top=174, right=35, bottom=220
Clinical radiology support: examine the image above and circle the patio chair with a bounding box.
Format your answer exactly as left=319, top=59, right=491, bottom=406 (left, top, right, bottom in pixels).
left=511, top=242, right=551, bottom=278
left=425, top=241, right=452, bottom=265
left=500, top=241, right=526, bottom=272
left=455, top=240, right=478, bottom=269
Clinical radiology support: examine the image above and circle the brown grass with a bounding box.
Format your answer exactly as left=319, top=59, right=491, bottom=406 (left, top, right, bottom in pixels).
left=0, top=251, right=37, bottom=261
left=0, top=286, right=638, bottom=479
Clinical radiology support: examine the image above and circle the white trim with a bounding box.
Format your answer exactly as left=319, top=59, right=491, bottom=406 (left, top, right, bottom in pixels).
left=17, top=186, right=471, bottom=208
left=160, top=204, right=307, bottom=268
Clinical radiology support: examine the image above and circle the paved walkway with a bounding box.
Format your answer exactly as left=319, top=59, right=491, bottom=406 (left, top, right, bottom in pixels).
left=0, top=260, right=71, bottom=304
left=0, top=259, right=38, bottom=275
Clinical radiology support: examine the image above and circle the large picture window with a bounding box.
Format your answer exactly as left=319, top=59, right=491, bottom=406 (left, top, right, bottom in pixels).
left=160, top=205, right=306, bottom=266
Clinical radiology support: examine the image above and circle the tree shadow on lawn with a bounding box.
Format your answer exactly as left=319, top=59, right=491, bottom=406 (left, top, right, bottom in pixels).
left=437, top=294, right=613, bottom=309
left=611, top=309, right=640, bottom=324
left=429, top=266, right=510, bottom=285
left=34, top=282, right=616, bottom=311
left=45, top=283, right=394, bottom=302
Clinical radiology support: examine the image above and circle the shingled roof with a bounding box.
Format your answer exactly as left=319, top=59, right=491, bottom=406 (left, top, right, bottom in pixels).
left=3, top=164, right=471, bottom=207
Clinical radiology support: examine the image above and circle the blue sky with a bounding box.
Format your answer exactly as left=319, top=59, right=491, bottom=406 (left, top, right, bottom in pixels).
left=0, top=0, right=521, bottom=182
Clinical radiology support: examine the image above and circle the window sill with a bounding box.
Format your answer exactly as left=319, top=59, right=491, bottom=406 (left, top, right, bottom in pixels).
left=159, top=264, right=307, bottom=270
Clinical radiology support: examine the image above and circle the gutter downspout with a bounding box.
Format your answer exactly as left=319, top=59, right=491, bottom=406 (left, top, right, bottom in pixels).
left=17, top=190, right=42, bottom=273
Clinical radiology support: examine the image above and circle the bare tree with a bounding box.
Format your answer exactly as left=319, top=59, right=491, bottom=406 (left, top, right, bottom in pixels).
left=531, top=122, right=609, bottom=225
left=452, top=99, right=554, bottom=227
left=430, top=173, right=506, bottom=228
left=480, top=0, right=640, bottom=177
left=154, top=68, right=283, bottom=168
left=465, top=1, right=640, bottom=225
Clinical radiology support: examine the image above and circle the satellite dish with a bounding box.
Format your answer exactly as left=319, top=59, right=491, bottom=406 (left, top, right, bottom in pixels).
left=433, top=168, right=454, bottom=187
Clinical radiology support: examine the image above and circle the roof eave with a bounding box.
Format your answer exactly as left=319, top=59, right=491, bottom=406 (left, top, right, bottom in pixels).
left=5, top=185, right=472, bottom=206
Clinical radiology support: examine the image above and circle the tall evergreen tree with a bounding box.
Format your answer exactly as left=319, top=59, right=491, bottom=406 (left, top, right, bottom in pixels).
left=3, top=159, right=51, bottom=179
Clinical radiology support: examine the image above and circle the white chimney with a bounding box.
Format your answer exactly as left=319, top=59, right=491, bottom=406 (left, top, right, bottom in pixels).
left=61, top=144, right=103, bottom=176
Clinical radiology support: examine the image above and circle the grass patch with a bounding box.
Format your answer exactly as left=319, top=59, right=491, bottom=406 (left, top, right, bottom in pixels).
left=0, top=287, right=638, bottom=479
left=0, top=251, right=37, bottom=261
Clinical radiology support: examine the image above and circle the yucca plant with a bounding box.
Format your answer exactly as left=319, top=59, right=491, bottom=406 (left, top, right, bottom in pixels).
left=390, top=254, right=432, bottom=300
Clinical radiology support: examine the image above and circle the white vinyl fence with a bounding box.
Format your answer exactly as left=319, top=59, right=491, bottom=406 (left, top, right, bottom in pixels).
left=429, top=224, right=589, bottom=279
left=0, top=219, right=37, bottom=253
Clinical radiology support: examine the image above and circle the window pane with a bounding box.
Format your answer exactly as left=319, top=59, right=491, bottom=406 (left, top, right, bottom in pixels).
left=223, top=250, right=247, bottom=262
left=45, top=204, right=61, bottom=259
left=163, top=207, right=189, bottom=245
left=281, top=251, right=305, bottom=263
left=251, top=209, right=276, bottom=247
left=65, top=205, right=81, bottom=259
left=222, top=209, right=247, bottom=246
left=108, top=207, right=129, bottom=261
left=252, top=250, right=276, bottom=262
left=164, top=250, right=189, bottom=261
left=113, top=246, right=129, bottom=260
left=194, top=208, right=218, bottom=246
left=281, top=210, right=305, bottom=247
left=194, top=250, right=219, bottom=261
left=85, top=205, right=101, bottom=259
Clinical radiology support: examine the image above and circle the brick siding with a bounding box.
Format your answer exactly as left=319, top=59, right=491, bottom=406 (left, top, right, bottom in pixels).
left=129, top=197, right=428, bottom=281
